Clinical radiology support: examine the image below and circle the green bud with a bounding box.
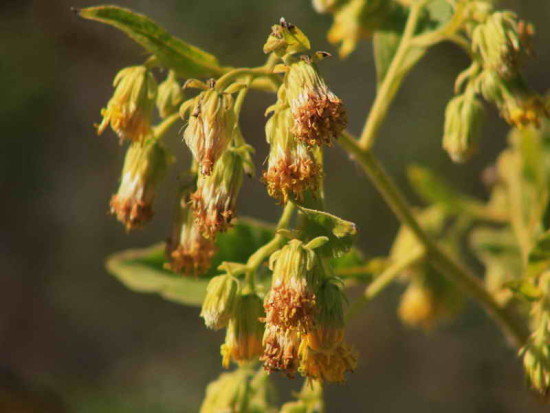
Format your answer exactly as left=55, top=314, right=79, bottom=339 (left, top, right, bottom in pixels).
left=201, top=274, right=240, bottom=330
left=110, top=140, right=169, bottom=231
left=263, top=18, right=311, bottom=56
left=199, top=369, right=250, bottom=413
left=443, top=91, right=485, bottom=163
left=156, top=70, right=183, bottom=118
left=191, top=148, right=245, bottom=239
left=221, top=293, right=265, bottom=368
left=97, top=66, right=157, bottom=143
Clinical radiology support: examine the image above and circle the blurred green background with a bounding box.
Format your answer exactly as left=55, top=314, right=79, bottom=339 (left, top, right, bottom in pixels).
left=1, top=0, right=550, bottom=411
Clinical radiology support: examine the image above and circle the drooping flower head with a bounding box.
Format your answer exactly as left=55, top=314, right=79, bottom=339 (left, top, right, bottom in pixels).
left=263, top=108, right=321, bottom=203
left=181, top=80, right=236, bottom=175
left=264, top=239, right=321, bottom=332
left=192, top=148, right=246, bottom=238
left=110, top=140, right=169, bottom=230
left=443, top=90, right=485, bottom=163
left=97, top=66, right=157, bottom=143
left=165, top=193, right=216, bottom=276
left=221, top=293, right=265, bottom=368
left=284, top=56, right=347, bottom=147
left=262, top=325, right=302, bottom=378
left=297, top=339, right=357, bottom=383
left=201, top=273, right=240, bottom=330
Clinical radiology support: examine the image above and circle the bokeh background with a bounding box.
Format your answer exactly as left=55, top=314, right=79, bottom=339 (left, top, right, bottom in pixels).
left=2, top=0, right=550, bottom=411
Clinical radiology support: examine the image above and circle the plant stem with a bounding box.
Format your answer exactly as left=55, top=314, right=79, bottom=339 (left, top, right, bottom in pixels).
left=359, top=0, right=425, bottom=149
left=153, top=112, right=180, bottom=139
left=339, top=131, right=528, bottom=347
left=346, top=249, right=424, bottom=321
left=244, top=202, right=296, bottom=288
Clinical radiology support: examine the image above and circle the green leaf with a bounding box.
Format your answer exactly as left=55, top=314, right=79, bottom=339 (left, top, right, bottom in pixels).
left=78, top=6, right=223, bottom=78
left=105, top=218, right=274, bottom=306
left=298, top=206, right=358, bottom=258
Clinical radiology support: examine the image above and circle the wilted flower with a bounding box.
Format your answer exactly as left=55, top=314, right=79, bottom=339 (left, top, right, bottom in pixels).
left=298, top=339, right=357, bottom=383
left=443, top=91, right=485, bottom=163
left=192, top=149, right=245, bottom=238
left=156, top=70, right=183, bottom=118
left=284, top=57, right=347, bottom=147
left=221, top=293, right=265, bottom=368
left=201, top=274, right=240, bottom=330
left=263, top=109, right=321, bottom=203
left=110, top=140, right=169, bottom=230
left=181, top=83, right=236, bottom=175
left=262, top=324, right=302, bottom=378
left=264, top=239, right=321, bottom=332
left=97, top=66, right=157, bottom=143
left=165, top=193, right=216, bottom=276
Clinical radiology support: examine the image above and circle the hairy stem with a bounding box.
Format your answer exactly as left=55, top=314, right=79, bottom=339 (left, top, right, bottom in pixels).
left=339, top=132, right=528, bottom=347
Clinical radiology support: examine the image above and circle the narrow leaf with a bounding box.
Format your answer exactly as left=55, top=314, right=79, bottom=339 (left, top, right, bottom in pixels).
left=78, top=6, right=223, bottom=78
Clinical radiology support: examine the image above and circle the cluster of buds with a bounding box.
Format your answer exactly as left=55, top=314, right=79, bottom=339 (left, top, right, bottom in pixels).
left=520, top=273, right=550, bottom=396
left=109, top=140, right=170, bottom=230
left=181, top=79, right=237, bottom=176
left=97, top=66, right=158, bottom=143
left=165, top=192, right=217, bottom=276
left=261, top=240, right=356, bottom=382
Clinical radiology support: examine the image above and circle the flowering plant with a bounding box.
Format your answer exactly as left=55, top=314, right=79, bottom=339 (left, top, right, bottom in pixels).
left=77, top=0, right=550, bottom=409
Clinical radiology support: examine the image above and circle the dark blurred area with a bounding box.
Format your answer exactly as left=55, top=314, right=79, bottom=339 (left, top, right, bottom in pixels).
left=1, top=0, right=550, bottom=411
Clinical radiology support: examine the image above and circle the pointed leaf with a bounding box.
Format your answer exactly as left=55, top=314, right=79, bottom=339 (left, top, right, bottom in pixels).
left=78, top=6, right=223, bottom=78
left=298, top=206, right=357, bottom=258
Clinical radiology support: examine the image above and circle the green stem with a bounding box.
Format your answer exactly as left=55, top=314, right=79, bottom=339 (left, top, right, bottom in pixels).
left=339, top=131, right=528, bottom=347
left=152, top=112, right=180, bottom=139
left=244, top=202, right=296, bottom=289
left=346, top=248, right=424, bottom=322
left=359, top=0, right=425, bottom=149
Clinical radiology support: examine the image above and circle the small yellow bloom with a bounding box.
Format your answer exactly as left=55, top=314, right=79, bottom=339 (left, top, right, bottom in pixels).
left=298, top=338, right=357, bottom=383
left=97, top=66, right=157, bottom=143
left=109, top=140, right=169, bottom=230
left=200, top=274, right=239, bottom=330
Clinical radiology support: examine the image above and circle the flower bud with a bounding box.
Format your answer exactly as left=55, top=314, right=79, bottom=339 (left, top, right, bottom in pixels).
left=201, top=274, right=240, bottom=330
left=265, top=239, right=321, bottom=333
left=191, top=149, right=245, bottom=238
left=182, top=85, right=236, bottom=176
left=443, top=91, right=484, bottom=163
left=263, top=109, right=321, bottom=203
left=110, top=140, right=169, bottom=230
left=199, top=369, right=250, bottom=413
left=156, top=71, right=183, bottom=118
left=165, top=193, right=216, bottom=276
left=284, top=58, right=347, bottom=147
left=471, top=11, right=532, bottom=79
left=221, top=293, right=265, bottom=368
left=280, top=379, right=324, bottom=413
left=97, top=66, right=157, bottom=143
left=263, top=18, right=311, bottom=56
left=307, top=279, right=345, bottom=352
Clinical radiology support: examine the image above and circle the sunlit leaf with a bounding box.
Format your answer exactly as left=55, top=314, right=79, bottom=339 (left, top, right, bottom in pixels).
left=298, top=206, right=358, bottom=258
left=78, top=6, right=223, bottom=78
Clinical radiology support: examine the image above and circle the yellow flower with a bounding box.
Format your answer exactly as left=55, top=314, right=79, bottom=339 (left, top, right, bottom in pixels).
left=200, top=274, right=240, bottom=330
left=298, top=338, right=357, bottom=383
left=109, top=140, right=169, bottom=230
left=97, top=66, right=157, bottom=143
